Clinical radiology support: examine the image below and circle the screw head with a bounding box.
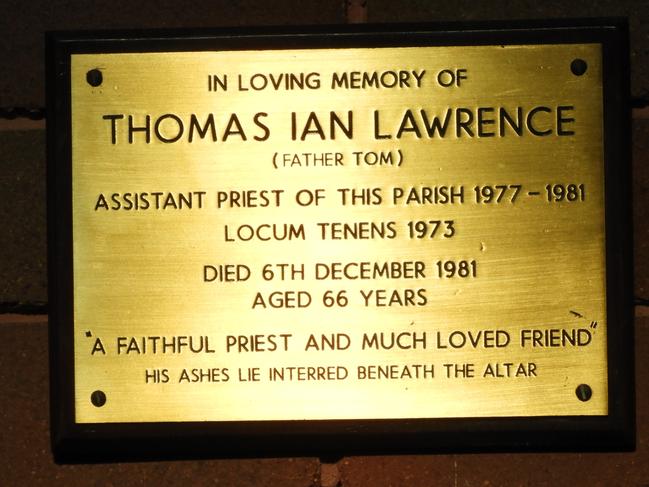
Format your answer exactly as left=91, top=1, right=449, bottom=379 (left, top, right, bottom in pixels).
left=86, top=69, right=103, bottom=87
left=570, top=59, right=588, bottom=76
left=91, top=390, right=107, bottom=407
left=576, top=384, right=592, bottom=402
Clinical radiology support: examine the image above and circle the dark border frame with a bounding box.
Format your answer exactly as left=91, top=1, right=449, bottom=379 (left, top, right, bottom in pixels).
left=46, top=19, right=634, bottom=463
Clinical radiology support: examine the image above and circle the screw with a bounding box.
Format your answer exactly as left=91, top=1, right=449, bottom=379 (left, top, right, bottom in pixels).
left=576, top=384, right=592, bottom=402
left=86, top=69, right=103, bottom=87
left=570, top=59, right=588, bottom=76
left=91, top=390, right=107, bottom=407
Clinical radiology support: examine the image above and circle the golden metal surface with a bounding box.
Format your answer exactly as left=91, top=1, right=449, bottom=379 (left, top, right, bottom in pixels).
left=71, top=44, right=607, bottom=423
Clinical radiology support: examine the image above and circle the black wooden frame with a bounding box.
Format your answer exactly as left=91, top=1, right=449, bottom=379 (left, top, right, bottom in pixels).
left=47, top=19, right=634, bottom=463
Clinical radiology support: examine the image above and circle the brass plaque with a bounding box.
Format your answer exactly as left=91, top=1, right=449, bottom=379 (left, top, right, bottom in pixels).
left=48, top=22, right=634, bottom=459
left=71, top=44, right=607, bottom=421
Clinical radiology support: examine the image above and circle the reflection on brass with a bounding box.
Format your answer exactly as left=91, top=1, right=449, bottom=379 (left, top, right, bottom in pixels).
left=70, top=44, right=607, bottom=423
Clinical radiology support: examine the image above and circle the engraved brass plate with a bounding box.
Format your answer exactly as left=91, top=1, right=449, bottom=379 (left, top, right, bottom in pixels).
left=69, top=44, right=610, bottom=423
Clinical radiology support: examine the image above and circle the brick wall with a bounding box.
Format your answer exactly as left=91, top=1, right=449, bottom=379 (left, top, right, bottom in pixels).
left=2, top=1, right=648, bottom=485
